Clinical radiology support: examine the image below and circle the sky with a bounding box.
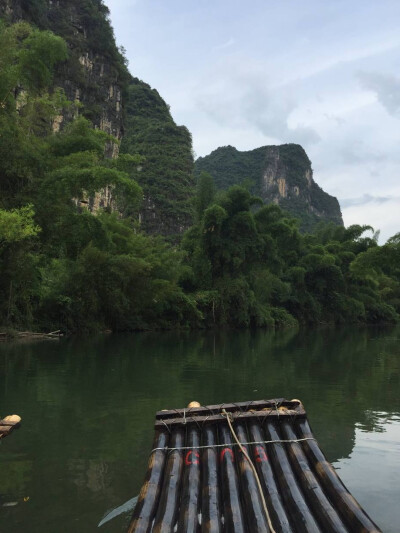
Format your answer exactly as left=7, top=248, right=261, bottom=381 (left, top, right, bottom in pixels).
left=106, top=0, right=400, bottom=241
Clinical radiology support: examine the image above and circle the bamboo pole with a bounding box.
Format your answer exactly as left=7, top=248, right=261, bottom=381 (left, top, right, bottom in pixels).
left=296, top=419, right=382, bottom=533
left=264, top=421, right=321, bottom=533
left=248, top=421, right=293, bottom=533
left=127, top=429, right=169, bottom=533
left=177, top=425, right=201, bottom=533
left=201, top=424, right=222, bottom=533
left=281, top=421, right=348, bottom=533
left=152, top=427, right=185, bottom=533
left=219, top=423, right=246, bottom=533
left=234, top=422, right=270, bottom=532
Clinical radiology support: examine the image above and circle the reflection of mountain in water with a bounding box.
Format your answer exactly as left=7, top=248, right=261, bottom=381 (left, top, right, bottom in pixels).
left=0, top=325, right=399, bottom=532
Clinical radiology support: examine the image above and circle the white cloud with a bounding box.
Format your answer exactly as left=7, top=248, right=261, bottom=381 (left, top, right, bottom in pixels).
left=195, top=56, right=320, bottom=148
left=342, top=198, right=400, bottom=243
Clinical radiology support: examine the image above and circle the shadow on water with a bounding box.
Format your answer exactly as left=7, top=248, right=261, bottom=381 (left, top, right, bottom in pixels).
left=0, top=324, right=399, bottom=531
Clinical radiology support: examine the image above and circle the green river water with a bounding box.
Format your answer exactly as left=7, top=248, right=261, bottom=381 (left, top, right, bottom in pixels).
left=0, top=326, right=399, bottom=532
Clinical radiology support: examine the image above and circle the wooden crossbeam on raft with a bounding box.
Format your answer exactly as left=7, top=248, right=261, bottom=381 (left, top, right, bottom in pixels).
left=0, top=414, right=21, bottom=440
left=127, top=399, right=381, bottom=533
left=154, top=399, right=306, bottom=429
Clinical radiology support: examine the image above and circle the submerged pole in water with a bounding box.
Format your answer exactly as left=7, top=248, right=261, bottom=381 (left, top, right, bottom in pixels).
left=127, top=429, right=169, bottom=533
left=296, top=419, right=382, bottom=533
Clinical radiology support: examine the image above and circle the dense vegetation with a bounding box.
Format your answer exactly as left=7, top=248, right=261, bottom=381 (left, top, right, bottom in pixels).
left=182, top=173, right=399, bottom=328
left=0, top=22, right=399, bottom=334
left=0, top=1, right=194, bottom=237
left=120, top=78, right=194, bottom=236
left=0, top=0, right=130, bottom=129
left=0, top=22, right=195, bottom=332
left=195, top=144, right=343, bottom=232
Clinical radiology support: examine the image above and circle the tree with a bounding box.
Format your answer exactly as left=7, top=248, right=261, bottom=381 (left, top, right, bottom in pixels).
left=195, top=171, right=215, bottom=220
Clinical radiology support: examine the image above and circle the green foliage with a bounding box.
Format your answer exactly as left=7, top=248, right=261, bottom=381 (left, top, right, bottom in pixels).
left=0, top=22, right=71, bottom=207
left=0, top=205, right=40, bottom=244
left=0, top=0, right=132, bottom=133
left=38, top=215, right=201, bottom=332
left=120, top=78, right=194, bottom=237
left=0, top=205, right=41, bottom=327
left=0, top=20, right=67, bottom=104
left=195, top=171, right=215, bottom=220
left=182, top=185, right=399, bottom=329
left=195, top=145, right=265, bottom=194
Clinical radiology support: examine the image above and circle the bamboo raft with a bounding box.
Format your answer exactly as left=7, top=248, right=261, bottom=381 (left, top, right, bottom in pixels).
left=0, top=414, right=21, bottom=441
left=127, top=399, right=381, bottom=533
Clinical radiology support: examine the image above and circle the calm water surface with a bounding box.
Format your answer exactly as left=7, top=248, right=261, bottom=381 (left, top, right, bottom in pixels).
left=0, top=326, right=399, bottom=532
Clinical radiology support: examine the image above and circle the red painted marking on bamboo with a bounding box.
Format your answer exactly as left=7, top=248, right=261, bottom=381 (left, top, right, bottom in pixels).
left=185, top=450, right=200, bottom=465
left=255, top=445, right=268, bottom=463
left=220, top=447, right=234, bottom=462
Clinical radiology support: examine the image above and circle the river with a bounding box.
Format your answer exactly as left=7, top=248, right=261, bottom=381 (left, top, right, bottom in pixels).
left=0, top=326, right=399, bottom=532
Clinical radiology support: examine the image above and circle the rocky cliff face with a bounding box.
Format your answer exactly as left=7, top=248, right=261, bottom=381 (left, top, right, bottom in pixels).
left=0, top=0, right=194, bottom=236
left=195, top=144, right=343, bottom=231
left=0, top=0, right=125, bottom=145
left=0, top=0, right=126, bottom=212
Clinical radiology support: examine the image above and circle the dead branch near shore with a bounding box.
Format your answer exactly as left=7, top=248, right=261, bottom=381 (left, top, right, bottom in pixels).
left=0, top=330, right=63, bottom=341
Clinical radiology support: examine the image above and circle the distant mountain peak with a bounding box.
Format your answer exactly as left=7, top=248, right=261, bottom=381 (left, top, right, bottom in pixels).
left=195, top=143, right=343, bottom=231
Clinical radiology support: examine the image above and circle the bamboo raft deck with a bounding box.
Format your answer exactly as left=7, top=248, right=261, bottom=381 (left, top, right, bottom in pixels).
left=0, top=414, right=21, bottom=441
left=128, top=399, right=381, bottom=533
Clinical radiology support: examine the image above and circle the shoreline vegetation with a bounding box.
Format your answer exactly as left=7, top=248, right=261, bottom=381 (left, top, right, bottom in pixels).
left=0, top=322, right=398, bottom=344
left=0, top=21, right=399, bottom=336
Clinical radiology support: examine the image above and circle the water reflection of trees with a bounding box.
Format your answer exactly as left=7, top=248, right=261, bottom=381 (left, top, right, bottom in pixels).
left=0, top=325, right=399, bottom=531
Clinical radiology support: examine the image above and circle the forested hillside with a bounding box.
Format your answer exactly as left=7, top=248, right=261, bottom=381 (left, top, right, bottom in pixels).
left=120, top=78, right=194, bottom=236
left=0, top=0, right=194, bottom=235
left=195, top=144, right=343, bottom=232
left=0, top=8, right=399, bottom=334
